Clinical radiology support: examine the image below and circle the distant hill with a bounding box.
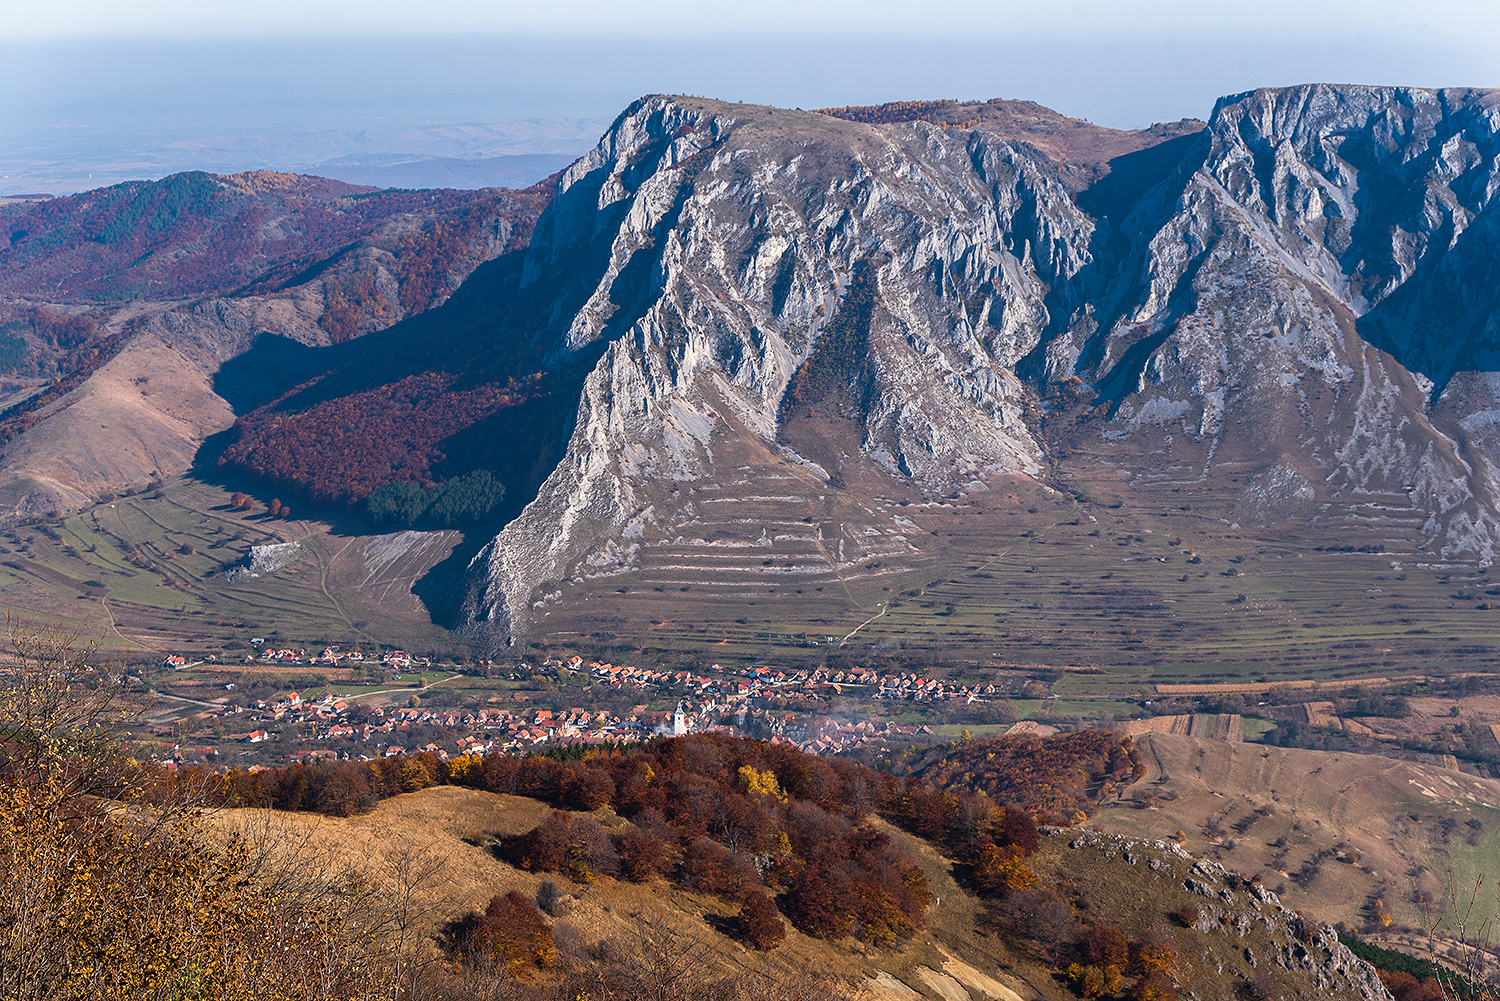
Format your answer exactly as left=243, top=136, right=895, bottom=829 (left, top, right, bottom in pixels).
left=0, top=170, right=547, bottom=303
left=0, top=169, right=553, bottom=519
left=312, top=153, right=578, bottom=191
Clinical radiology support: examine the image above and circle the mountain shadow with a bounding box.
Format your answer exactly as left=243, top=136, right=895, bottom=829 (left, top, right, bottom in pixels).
left=1019, top=129, right=1210, bottom=391
left=212, top=333, right=327, bottom=416
left=1356, top=202, right=1500, bottom=400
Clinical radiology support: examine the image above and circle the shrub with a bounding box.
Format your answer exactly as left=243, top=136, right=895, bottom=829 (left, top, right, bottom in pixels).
left=1132, top=973, right=1179, bottom=1001
left=680, top=836, right=758, bottom=895
left=565, top=816, right=620, bottom=884
left=999, top=804, right=1040, bottom=854
left=508, top=810, right=572, bottom=872
left=788, top=864, right=852, bottom=938
left=565, top=766, right=615, bottom=811
left=738, top=764, right=785, bottom=801
left=1133, top=935, right=1178, bottom=979
left=535, top=880, right=559, bottom=916
left=464, top=890, right=554, bottom=976
left=973, top=842, right=1037, bottom=893
left=1082, top=924, right=1129, bottom=968
left=734, top=889, right=786, bottom=950
left=1067, top=963, right=1123, bottom=999
left=619, top=828, right=674, bottom=882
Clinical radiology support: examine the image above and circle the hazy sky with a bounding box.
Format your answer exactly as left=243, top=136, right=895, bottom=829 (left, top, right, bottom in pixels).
left=4, top=0, right=1494, bottom=127
left=4, top=1, right=1500, bottom=194
left=10, top=0, right=1498, bottom=41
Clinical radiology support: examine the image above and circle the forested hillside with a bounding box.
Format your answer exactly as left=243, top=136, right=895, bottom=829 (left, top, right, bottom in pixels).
left=184, top=732, right=1145, bottom=952
left=907, top=730, right=1145, bottom=824
left=0, top=168, right=559, bottom=524
left=211, top=246, right=591, bottom=517
left=0, top=171, right=549, bottom=304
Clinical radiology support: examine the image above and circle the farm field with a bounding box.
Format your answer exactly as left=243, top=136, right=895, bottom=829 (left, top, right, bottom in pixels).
left=0, top=466, right=1492, bottom=714
left=0, top=475, right=463, bottom=659
left=531, top=467, right=1498, bottom=693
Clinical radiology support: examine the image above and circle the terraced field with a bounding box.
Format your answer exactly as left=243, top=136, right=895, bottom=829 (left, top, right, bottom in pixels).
left=0, top=476, right=461, bottom=657
left=0, top=446, right=1491, bottom=696
left=530, top=445, right=1499, bottom=693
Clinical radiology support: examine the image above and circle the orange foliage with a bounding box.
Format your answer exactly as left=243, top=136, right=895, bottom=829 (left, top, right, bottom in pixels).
left=462, top=890, right=555, bottom=976
left=218, top=372, right=542, bottom=506
left=913, top=730, right=1142, bottom=824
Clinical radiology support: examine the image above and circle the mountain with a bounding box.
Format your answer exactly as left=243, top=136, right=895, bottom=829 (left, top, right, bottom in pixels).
left=0, top=171, right=551, bottom=517
left=311, top=153, right=580, bottom=191
left=415, top=85, right=1500, bottom=649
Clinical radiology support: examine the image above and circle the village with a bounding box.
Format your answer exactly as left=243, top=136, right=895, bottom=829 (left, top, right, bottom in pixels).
left=145, top=649, right=1027, bottom=769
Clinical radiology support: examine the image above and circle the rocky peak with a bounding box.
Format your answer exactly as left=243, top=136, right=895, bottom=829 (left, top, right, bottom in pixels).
left=465, top=96, right=1115, bottom=640
left=450, top=87, right=1500, bottom=642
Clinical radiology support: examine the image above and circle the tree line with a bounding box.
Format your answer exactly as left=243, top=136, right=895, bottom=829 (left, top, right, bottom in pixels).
left=365, top=469, right=506, bottom=529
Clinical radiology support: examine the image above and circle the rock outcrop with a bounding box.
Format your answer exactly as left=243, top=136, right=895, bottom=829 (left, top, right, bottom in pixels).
left=466, top=96, right=1100, bottom=640
left=1065, top=831, right=1395, bottom=1001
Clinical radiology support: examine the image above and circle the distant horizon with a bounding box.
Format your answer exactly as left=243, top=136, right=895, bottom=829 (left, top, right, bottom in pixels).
left=3, top=28, right=1497, bottom=196
left=10, top=0, right=1497, bottom=42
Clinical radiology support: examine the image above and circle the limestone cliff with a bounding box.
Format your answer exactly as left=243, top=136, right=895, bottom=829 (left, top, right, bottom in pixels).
left=466, top=96, right=1088, bottom=640
left=465, top=86, right=1500, bottom=643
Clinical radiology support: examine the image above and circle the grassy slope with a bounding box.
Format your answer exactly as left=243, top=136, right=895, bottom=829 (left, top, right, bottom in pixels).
left=5, top=465, right=1491, bottom=711
left=535, top=466, right=1496, bottom=688
left=0, top=475, right=459, bottom=656
left=220, top=783, right=1382, bottom=1001
left=1094, top=732, right=1500, bottom=936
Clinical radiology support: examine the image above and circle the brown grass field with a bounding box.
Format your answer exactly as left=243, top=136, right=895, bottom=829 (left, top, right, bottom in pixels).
left=1095, top=733, right=1500, bottom=937
left=213, top=787, right=1041, bottom=1001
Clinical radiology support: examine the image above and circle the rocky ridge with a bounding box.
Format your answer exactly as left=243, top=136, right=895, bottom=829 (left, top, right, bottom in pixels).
left=467, top=96, right=1105, bottom=640
left=464, top=85, right=1500, bottom=645
left=1062, top=830, right=1393, bottom=1001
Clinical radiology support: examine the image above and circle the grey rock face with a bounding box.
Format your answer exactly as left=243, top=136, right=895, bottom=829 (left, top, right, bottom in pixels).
left=467, top=86, right=1500, bottom=643
left=468, top=97, right=1080, bottom=640
left=1067, top=84, right=1500, bottom=561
